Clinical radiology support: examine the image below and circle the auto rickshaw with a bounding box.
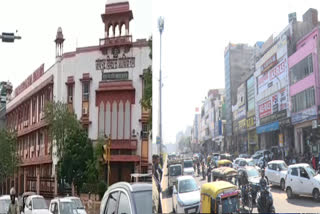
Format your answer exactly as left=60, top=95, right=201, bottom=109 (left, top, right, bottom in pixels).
left=200, top=181, right=240, bottom=214
left=217, top=159, right=233, bottom=168
left=211, top=167, right=238, bottom=185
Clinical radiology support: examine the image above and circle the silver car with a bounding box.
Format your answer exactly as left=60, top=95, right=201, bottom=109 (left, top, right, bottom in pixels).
left=0, top=195, right=10, bottom=214
left=168, top=164, right=182, bottom=192
left=172, top=176, right=200, bottom=213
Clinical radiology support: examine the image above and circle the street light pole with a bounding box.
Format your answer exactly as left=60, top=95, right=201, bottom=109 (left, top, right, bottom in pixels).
left=158, top=17, right=164, bottom=157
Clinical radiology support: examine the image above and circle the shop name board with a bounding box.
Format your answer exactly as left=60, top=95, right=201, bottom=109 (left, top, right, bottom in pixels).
left=102, top=72, right=129, bottom=81
left=260, top=109, right=287, bottom=125
left=259, top=100, right=272, bottom=118
left=261, top=54, right=277, bottom=73
left=15, top=64, right=44, bottom=96
left=291, top=106, right=317, bottom=125
left=247, top=116, right=256, bottom=128
left=238, top=119, right=247, bottom=132
left=96, top=56, right=135, bottom=71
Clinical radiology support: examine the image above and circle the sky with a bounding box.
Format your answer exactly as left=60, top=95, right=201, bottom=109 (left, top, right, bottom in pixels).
left=0, top=0, right=151, bottom=89
left=152, top=0, right=320, bottom=145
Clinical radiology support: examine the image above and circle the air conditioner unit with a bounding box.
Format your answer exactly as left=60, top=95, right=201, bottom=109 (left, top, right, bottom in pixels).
left=82, top=107, right=88, bottom=115
left=68, top=96, right=73, bottom=103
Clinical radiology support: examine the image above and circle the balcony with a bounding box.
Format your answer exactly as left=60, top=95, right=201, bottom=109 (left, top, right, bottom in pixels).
left=111, top=139, right=137, bottom=150
left=99, top=35, right=132, bottom=49
left=20, top=155, right=52, bottom=166
left=17, top=120, right=48, bottom=137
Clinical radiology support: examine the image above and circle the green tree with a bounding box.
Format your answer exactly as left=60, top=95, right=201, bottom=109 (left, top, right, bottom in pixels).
left=140, top=36, right=152, bottom=131
left=44, top=101, right=79, bottom=159
left=0, top=129, right=18, bottom=184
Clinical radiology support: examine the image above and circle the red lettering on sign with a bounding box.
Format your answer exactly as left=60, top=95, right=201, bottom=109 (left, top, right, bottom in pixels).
left=259, top=100, right=272, bottom=118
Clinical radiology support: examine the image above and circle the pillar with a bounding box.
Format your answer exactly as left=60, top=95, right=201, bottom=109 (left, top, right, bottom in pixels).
left=36, top=166, right=40, bottom=195
left=23, top=170, right=27, bottom=193
left=72, top=182, right=75, bottom=196
left=54, top=173, right=58, bottom=197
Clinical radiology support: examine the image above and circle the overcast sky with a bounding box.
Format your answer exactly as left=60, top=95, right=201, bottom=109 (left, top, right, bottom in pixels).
left=152, top=0, right=320, bottom=144
left=0, top=0, right=151, bottom=88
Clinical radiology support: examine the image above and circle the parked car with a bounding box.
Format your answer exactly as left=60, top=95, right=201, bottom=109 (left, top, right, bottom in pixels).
left=168, top=164, right=182, bottom=192
left=24, top=195, right=49, bottom=214
left=19, top=192, right=36, bottom=213
left=49, top=198, right=79, bottom=214
left=265, top=160, right=288, bottom=190
left=252, top=153, right=263, bottom=165
left=172, top=176, right=200, bottom=213
left=285, top=163, right=320, bottom=201
left=63, top=197, right=86, bottom=214
left=233, top=158, right=245, bottom=170
left=254, top=150, right=273, bottom=160
left=239, top=154, right=251, bottom=159
left=0, top=195, right=10, bottom=214
left=183, top=159, right=194, bottom=176
left=100, top=182, right=152, bottom=214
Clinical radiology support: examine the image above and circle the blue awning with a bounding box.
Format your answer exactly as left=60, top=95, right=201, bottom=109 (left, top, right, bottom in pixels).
left=256, top=121, right=279, bottom=134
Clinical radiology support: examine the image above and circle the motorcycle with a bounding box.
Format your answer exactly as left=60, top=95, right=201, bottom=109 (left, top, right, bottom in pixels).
left=240, top=184, right=253, bottom=213
left=256, top=184, right=275, bottom=213
left=207, top=164, right=212, bottom=182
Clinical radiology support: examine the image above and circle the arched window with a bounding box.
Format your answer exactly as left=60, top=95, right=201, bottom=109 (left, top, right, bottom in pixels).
left=124, top=100, right=131, bottom=139
left=114, top=24, right=120, bottom=37
left=105, top=102, right=111, bottom=137
left=99, top=102, right=105, bottom=137
left=120, top=23, right=126, bottom=36
left=118, top=101, right=124, bottom=139
left=108, top=25, right=114, bottom=37
left=112, top=101, right=118, bottom=139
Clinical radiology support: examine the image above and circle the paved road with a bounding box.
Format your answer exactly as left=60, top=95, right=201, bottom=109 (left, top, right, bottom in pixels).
left=161, top=165, right=320, bottom=213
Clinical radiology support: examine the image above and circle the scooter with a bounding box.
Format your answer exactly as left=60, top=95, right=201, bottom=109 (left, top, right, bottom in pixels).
left=256, top=184, right=275, bottom=213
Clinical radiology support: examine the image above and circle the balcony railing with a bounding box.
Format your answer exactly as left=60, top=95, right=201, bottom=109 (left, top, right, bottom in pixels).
left=111, top=139, right=137, bottom=150
left=99, top=35, right=132, bottom=48
left=20, top=155, right=52, bottom=166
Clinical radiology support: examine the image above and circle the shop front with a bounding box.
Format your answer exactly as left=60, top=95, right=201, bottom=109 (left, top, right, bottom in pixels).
left=247, top=116, right=258, bottom=155
left=238, top=119, right=247, bottom=153
left=256, top=121, right=279, bottom=150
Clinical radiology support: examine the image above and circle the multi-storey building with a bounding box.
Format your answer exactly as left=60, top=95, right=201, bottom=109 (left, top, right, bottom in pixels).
left=224, top=44, right=255, bottom=153
left=212, top=89, right=225, bottom=152
left=3, top=0, right=151, bottom=197
left=0, top=81, right=12, bottom=129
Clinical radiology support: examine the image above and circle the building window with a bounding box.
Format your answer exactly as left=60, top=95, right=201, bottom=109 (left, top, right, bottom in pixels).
left=290, top=54, right=313, bottom=85
left=83, top=82, right=89, bottom=102
left=67, top=85, right=73, bottom=104
left=291, top=87, right=315, bottom=113
left=141, top=123, right=149, bottom=139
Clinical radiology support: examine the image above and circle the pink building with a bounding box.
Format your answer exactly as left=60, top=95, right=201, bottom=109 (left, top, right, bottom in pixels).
left=288, top=27, right=320, bottom=154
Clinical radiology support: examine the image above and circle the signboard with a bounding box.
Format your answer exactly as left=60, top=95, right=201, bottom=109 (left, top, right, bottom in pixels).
left=259, top=100, right=272, bottom=118
left=279, top=134, right=284, bottom=147
left=312, top=120, right=318, bottom=129
left=15, top=64, right=45, bottom=96
left=261, top=54, right=277, bottom=73
left=96, top=55, right=135, bottom=71
left=156, top=136, right=161, bottom=144
left=247, top=116, right=256, bottom=129
left=292, top=106, right=317, bottom=125
left=102, top=72, right=129, bottom=81
left=257, top=56, right=288, bottom=95
left=238, top=119, right=247, bottom=133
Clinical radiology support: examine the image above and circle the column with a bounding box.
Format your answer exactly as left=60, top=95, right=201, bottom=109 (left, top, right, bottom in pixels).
left=23, top=169, right=27, bottom=193
left=54, top=172, right=58, bottom=197
left=36, top=166, right=40, bottom=195
left=72, top=182, right=75, bottom=196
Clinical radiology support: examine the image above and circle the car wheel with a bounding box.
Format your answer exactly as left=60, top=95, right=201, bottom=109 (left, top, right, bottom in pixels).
left=286, top=187, right=293, bottom=199
left=313, top=189, right=320, bottom=201
left=280, top=179, right=285, bottom=191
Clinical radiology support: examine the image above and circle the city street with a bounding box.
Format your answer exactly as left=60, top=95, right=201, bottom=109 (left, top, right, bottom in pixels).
left=161, top=162, right=320, bottom=213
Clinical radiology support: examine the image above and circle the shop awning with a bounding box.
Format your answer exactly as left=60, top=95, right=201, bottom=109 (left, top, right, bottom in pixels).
left=256, top=121, right=279, bottom=134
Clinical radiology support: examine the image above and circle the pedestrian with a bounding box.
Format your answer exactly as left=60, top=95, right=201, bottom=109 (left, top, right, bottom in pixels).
left=312, top=155, right=316, bottom=170
left=7, top=187, right=19, bottom=214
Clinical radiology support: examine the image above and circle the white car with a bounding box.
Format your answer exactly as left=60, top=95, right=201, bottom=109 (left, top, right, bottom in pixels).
left=0, top=195, right=11, bottom=214
left=265, top=160, right=288, bottom=190
left=233, top=158, right=245, bottom=170
left=172, top=176, right=200, bottom=213
left=168, top=164, right=182, bottom=192
left=24, top=195, right=50, bottom=214
left=63, top=197, right=86, bottom=214
left=285, top=163, right=320, bottom=201
left=183, top=160, right=194, bottom=176
left=49, top=198, right=79, bottom=214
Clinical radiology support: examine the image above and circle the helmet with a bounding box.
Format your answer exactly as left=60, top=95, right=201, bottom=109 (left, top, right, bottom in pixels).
left=10, top=187, right=16, bottom=196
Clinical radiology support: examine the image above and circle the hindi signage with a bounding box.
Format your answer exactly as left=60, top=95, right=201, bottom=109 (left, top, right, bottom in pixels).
left=96, top=55, right=135, bottom=71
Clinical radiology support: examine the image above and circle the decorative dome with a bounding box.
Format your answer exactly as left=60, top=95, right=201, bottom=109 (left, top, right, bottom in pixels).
left=55, top=27, right=64, bottom=42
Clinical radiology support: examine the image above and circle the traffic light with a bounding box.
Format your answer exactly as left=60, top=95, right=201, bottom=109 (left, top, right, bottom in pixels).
left=1, top=32, right=21, bottom=43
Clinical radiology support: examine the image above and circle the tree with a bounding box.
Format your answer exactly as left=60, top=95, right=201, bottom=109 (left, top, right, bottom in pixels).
left=44, top=101, right=79, bottom=159
left=140, top=36, right=152, bottom=131
left=57, top=127, right=93, bottom=195
left=0, top=129, right=18, bottom=184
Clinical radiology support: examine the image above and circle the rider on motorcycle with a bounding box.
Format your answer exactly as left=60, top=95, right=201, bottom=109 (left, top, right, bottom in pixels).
left=260, top=169, right=268, bottom=187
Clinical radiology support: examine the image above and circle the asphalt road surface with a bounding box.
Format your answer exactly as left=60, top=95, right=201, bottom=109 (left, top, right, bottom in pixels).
left=161, top=164, right=320, bottom=213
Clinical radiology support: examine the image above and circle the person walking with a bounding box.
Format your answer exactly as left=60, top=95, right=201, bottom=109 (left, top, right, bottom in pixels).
left=312, top=155, right=316, bottom=170
left=7, top=187, right=19, bottom=214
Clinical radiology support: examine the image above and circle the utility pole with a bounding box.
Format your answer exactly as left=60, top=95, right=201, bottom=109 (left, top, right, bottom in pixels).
left=158, top=17, right=164, bottom=157
left=0, top=32, right=21, bottom=43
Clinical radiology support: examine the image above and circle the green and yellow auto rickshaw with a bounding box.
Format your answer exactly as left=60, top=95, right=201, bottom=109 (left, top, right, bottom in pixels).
left=217, top=159, right=233, bottom=168
left=200, top=181, right=240, bottom=214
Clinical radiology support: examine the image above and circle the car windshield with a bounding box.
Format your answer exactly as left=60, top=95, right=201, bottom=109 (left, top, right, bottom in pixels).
left=246, top=160, right=255, bottom=166
left=33, top=198, right=48, bottom=209
left=279, top=162, right=288, bottom=170
left=184, top=161, right=193, bottom=168
left=133, top=190, right=152, bottom=214
left=170, top=166, right=182, bottom=176
left=179, top=179, right=198, bottom=193
left=247, top=168, right=259, bottom=177
left=71, top=199, right=85, bottom=209
left=0, top=199, right=10, bottom=213
left=60, top=202, right=77, bottom=214
left=305, top=165, right=316, bottom=177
